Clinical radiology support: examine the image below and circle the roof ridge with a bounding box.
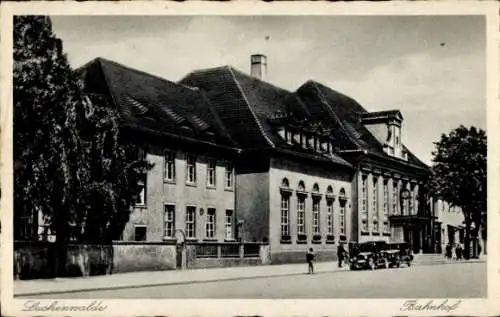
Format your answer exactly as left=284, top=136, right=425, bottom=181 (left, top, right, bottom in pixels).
left=310, top=81, right=362, bottom=149
left=94, top=57, right=187, bottom=90
left=94, top=58, right=120, bottom=112
left=230, top=66, right=294, bottom=94
left=228, top=67, right=275, bottom=148
left=183, top=65, right=232, bottom=79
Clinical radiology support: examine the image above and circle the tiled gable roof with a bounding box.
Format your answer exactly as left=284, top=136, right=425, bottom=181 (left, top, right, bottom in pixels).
left=297, top=80, right=428, bottom=170
left=180, top=67, right=352, bottom=169
left=78, top=58, right=236, bottom=148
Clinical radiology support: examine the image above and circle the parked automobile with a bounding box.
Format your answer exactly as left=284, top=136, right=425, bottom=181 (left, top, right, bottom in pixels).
left=387, top=242, right=414, bottom=267
left=385, top=249, right=402, bottom=268
left=349, top=241, right=389, bottom=270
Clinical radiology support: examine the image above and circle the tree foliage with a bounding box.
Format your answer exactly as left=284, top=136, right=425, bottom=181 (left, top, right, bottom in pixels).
left=431, top=125, right=486, bottom=252
left=13, top=16, right=151, bottom=250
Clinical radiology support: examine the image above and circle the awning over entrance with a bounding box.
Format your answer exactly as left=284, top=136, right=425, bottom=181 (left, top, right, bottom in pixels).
left=389, top=215, right=433, bottom=226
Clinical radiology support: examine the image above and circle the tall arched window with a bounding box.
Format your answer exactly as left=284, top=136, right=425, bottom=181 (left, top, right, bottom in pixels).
left=297, top=180, right=306, bottom=239
left=339, top=188, right=347, bottom=237
left=280, top=178, right=291, bottom=241
left=312, top=183, right=321, bottom=238
left=326, top=185, right=335, bottom=240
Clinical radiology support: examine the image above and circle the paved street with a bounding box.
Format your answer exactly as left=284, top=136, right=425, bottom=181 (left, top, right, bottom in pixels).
left=21, top=262, right=485, bottom=299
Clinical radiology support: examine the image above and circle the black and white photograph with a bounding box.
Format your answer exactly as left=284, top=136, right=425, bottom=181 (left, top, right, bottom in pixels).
left=1, top=2, right=498, bottom=316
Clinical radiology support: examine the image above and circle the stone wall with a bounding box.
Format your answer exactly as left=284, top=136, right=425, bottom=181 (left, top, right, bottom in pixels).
left=14, top=241, right=269, bottom=279
left=112, top=242, right=176, bottom=273
left=13, top=241, right=177, bottom=279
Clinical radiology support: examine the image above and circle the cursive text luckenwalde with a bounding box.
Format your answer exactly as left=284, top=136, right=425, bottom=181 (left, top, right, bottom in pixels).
left=401, top=299, right=462, bottom=312
left=22, top=300, right=107, bottom=312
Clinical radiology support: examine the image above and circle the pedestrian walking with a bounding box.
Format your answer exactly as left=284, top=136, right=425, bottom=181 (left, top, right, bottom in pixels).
left=456, top=243, right=463, bottom=260
left=445, top=243, right=452, bottom=260
left=337, top=243, right=346, bottom=268
left=306, top=248, right=315, bottom=274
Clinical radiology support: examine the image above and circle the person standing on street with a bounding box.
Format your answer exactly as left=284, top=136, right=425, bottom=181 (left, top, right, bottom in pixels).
left=445, top=243, right=452, bottom=260
left=456, top=243, right=463, bottom=260
left=337, top=243, right=346, bottom=268
left=306, top=248, right=315, bottom=274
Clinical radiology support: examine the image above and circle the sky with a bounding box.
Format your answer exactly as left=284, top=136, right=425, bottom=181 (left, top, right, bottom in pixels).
left=51, top=15, right=486, bottom=165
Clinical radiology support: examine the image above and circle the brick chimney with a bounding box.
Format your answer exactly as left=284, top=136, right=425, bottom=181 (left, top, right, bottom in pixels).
left=251, top=54, right=267, bottom=81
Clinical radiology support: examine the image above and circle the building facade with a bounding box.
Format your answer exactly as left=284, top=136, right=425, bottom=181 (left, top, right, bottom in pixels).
left=79, top=58, right=240, bottom=245
left=16, top=54, right=436, bottom=271
left=431, top=199, right=465, bottom=253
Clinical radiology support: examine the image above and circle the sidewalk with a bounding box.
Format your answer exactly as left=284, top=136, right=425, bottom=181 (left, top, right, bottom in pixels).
left=14, top=256, right=486, bottom=297
left=15, top=261, right=347, bottom=297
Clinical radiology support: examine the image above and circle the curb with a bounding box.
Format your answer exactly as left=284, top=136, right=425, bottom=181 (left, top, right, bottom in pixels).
left=15, top=260, right=486, bottom=297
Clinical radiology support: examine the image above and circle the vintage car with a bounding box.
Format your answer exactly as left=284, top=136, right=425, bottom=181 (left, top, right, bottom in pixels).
left=391, top=242, right=413, bottom=266
left=387, top=242, right=414, bottom=267
left=349, top=241, right=389, bottom=270
left=385, top=249, right=402, bottom=268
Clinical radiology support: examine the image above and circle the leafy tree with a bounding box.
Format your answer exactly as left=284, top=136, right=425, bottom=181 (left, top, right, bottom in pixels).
left=431, top=125, right=486, bottom=259
left=14, top=16, right=151, bottom=275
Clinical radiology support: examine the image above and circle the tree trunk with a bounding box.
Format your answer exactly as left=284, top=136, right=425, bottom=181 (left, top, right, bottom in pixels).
left=463, top=212, right=471, bottom=260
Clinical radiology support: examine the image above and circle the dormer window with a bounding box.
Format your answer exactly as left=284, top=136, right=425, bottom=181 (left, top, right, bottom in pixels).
left=307, top=135, right=314, bottom=149
left=321, top=139, right=328, bottom=153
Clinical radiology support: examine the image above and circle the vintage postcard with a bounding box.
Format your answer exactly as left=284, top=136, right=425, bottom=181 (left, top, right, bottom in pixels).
left=0, top=1, right=498, bottom=316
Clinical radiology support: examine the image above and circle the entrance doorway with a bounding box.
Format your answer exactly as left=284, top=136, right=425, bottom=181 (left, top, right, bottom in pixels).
left=176, top=245, right=183, bottom=269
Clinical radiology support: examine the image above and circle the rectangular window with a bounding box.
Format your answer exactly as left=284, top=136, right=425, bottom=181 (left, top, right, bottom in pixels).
left=340, top=204, right=346, bottom=236
left=392, top=181, right=399, bottom=215
left=207, top=158, right=216, bottom=187
left=372, top=176, right=379, bottom=233
left=186, top=155, right=197, bottom=184
left=409, top=184, right=416, bottom=215
left=225, top=210, right=234, bottom=240
left=361, top=175, right=368, bottom=232
left=135, top=179, right=146, bottom=206
left=225, top=162, right=234, bottom=189
left=134, top=226, right=147, bottom=241
left=312, top=199, right=320, bottom=235
left=206, top=208, right=216, bottom=239
left=383, top=180, right=389, bottom=216
left=383, top=221, right=390, bottom=234
left=186, top=206, right=196, bottom=238
left=164, top=151, right=176, bottom=181
left=383, top=180, right=390, bottom=233
left=414, top=187, right=419, bottom=215
left=327, top=201, right=334, bottom=235
left=164, top=205, right=175, bottom=238
left=297, top=197, right=306, bottom=235
left=281, top=195, right=290, bottom=237
left=402, top=183, right=409, bottom=215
